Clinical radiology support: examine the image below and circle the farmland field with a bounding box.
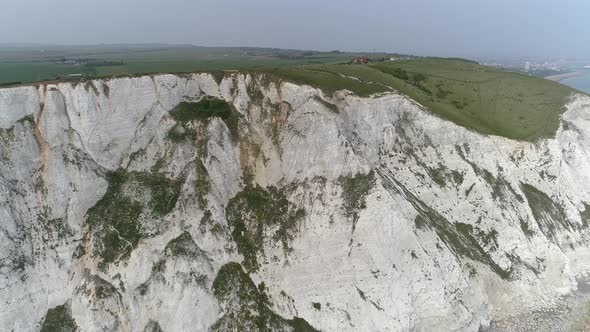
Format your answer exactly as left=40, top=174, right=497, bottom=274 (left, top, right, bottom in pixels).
left=0, top=44, right=376, bottom=85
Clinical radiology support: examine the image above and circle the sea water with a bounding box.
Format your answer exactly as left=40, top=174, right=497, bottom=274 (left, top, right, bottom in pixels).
left=562, top=69, right=590, bottom=94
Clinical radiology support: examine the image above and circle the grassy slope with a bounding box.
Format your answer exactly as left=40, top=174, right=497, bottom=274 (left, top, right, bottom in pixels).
left=262, top=58, right=575, bottom=141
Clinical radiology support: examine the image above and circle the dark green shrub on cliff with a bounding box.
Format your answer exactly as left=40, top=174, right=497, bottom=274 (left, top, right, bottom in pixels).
left=40, top=304, right=77, bottom=332
left=170, top=98, right=232, bottom=122
left=212, top=262, right=318, bottom=331
left=168, top=97, right=239, bottom=141
left=85, top=170, right=183, bottom=268
left=225, top=186, right=305, bottom=272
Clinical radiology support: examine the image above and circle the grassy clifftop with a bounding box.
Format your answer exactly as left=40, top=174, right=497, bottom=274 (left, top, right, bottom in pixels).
left=3, top=53, right=576, bottom=141
left=261, top=58, right=575, bottom=141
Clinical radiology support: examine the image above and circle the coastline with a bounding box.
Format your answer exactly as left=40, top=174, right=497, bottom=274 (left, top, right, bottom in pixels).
left=545, top=70, right=585, bottom=82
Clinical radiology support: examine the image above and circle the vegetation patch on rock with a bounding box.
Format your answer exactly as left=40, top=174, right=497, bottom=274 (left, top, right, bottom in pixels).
left=40, top=304, right=78, bottom=332
left=90, top=274, right=120, bottom=300
left=404, top=182, right=510, bottom=279
left=212, top=262, right=318, bottom=332
left=314, top=96, right=339, bottom=113
left=170, top=98, right=232, bottom=122
left=165, top=231, right=207, bottom=258
left=519, top=218, right=535, bottom=237
left=143, top=320, right=163, bottom=332
left=168, top=97, right=240, bottom=141
left=226, top=186, right=305, bottom=272
left=580, top=203, right=590, bottom=228
left=482, top=169, right=523, bottom=204
left=339, top=171, right=375, bottom=221
left=521, top=182, right=573, bottom=242
left=166, top=123, right=195, bottom=142
left=86, top=170, right=183, bottom=268
left=456, top=145, right=522, bottom=202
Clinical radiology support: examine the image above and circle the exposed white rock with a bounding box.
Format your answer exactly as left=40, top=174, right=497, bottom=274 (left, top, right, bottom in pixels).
left=0, top=86, right=39, bottom=129
left=0, top=73, right=590, bottom=332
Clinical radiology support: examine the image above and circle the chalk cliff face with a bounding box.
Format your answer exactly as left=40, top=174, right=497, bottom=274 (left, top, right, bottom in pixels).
left=1, top=73, right=590, bottom=331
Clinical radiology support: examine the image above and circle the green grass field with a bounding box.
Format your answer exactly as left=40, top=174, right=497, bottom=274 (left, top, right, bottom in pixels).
left=261, top=58, right=576, bottom=141
left=0, top=45, right=370, bottom=85
left=0, top=45, right=578, bottom=141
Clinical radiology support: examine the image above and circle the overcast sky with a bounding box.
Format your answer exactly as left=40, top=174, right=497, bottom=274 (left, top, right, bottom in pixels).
left=1, top=0, right=588, bottom=58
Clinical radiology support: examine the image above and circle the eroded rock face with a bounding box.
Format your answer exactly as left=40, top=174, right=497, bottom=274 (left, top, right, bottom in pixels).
left=1, top=73, right=590, bottom=331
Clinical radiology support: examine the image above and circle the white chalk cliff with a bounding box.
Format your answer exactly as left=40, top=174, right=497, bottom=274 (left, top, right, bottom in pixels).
left=1, top=73, right=590, bottom=331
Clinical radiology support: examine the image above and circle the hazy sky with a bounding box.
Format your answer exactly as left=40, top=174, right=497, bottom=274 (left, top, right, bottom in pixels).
left=1, top=0, right=589, bottom=58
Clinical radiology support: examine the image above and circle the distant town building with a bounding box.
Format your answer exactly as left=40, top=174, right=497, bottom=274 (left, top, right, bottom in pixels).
left=352, top=56, right=370, bottom=65
left=524, top=61, right=531, bottom=72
